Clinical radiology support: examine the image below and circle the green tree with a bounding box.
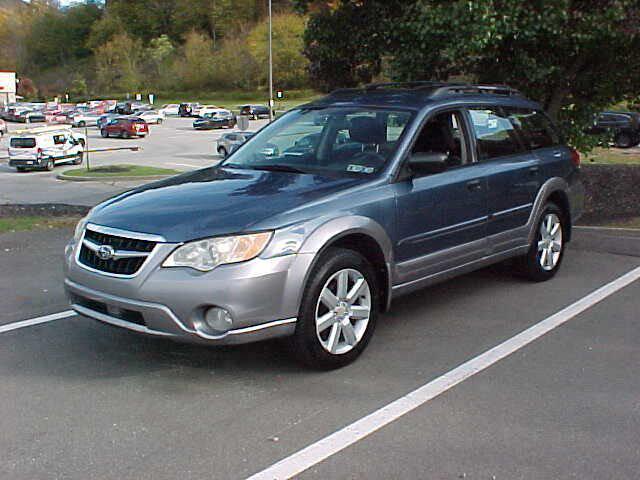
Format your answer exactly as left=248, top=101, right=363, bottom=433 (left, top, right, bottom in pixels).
left=247, top=13, right=309, bottom=88
left=94, top=33, right=143, bottom=93
left=172, top=30, right=215, bottom=90
left=295, top=0, right=405, bottom=90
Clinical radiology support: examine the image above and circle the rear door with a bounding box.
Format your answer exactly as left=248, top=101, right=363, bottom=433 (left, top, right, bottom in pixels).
left=465, top=106, right=540, bottom=253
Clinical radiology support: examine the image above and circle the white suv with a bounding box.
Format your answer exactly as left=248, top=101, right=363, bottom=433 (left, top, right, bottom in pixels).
left=8, top=126, right=86, bottom=172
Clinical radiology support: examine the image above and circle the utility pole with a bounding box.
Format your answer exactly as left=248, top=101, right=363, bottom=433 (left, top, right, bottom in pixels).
left=268, top=0, right=274, bottom=122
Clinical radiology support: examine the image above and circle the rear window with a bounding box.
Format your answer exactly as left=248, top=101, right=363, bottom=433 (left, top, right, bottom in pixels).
left=506, top=108, right=560, bottom=150
left=468, top=108, right=524, bottom=160
left=10, top=138, right=36, bottom=148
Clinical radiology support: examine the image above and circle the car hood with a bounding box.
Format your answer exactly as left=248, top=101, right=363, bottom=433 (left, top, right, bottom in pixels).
left=88, top=167, right=367, bottom=242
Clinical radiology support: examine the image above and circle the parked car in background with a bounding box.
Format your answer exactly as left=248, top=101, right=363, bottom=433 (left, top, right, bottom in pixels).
left=100, top=117, right=149, bottom=138
left=136, top=110, right=165, bottom=124
left=114, top=101, right=151, bottom=115
left=17, top=110, right=46, bottom=123
left=239, top=104, right=270, bottom=120
left=71, top=112, right=101, bottom=128
left=159, top=104, right=180, bottom=116
left=97, top=113, right=121, bottom=130
left=0, top=118, right=7, bottom=136
left=196, top=105, right=221, bottom=117
left=588, top=111, right=640, bottom=148
left=216, top=131, right=256, bottom=157
left=179, top=103, right=201, bottom=117
left=8, top=126, right=85, bottom=171
left=193, top=109, right=236, bottom=130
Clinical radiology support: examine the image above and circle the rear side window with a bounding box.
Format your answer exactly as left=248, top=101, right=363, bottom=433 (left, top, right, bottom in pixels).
left=506, top=108, right=560, bottom=150
left=10, top=138, right=36, bottom=148
left=53, top=134, right=66, bottom=145
left=468, top=108, right=523, bottom=160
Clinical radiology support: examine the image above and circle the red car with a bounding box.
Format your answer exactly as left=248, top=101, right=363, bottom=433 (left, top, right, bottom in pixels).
left=100, top=117, right=149, bottom=138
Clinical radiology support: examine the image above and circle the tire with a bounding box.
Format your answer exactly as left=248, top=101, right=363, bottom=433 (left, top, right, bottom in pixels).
left=16, top=167, right=26, bottom=172
left=122, top=130, right=130, bottom=139
left=614, top=132, right=633, bottom=148
left=73, top=152, right=83, bottom=165
left=514, top=202, right=566, bottom=282
left=289, top=247, right=379, bottom=369
left=77, top=121, right=85, bottom=128
left=157, top=118, right=163, bottom=124
left=101, top=129, right=108, bottom=138
left=44, top=157, right=54, bottom=171
left=78, top=138, right=85, bottom=147
left=218, top=147, right=228, bottom=158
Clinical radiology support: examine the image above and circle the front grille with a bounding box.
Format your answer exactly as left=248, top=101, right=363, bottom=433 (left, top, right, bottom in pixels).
left=78, top=228, right=156, bottom=276
left=84, top=229, right=155, bottom=252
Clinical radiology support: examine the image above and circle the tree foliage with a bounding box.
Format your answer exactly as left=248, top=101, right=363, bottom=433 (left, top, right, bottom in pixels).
left=247, top=13, right=309, bottom=88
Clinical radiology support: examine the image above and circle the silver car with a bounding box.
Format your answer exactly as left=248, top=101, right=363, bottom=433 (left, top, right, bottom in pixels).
left=216, top=131, right=255, bottom=157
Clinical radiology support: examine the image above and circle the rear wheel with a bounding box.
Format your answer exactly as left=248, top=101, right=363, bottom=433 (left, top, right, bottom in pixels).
left=290, top=248, right=378, bottom=369
left=614, top=132, right=634, bottom=148
left=157, top=118, right=163, bottom=124
left=16, top=167, right=26, bottom=172
left=514, top=202, right=566, bottom=281
left=77, top=121, right=86, bottom=128
left=44, top=157, right=54, bottom=171
left=122, top=130, right=130, bottom=139
left=218, top=146, right=228, bottom=157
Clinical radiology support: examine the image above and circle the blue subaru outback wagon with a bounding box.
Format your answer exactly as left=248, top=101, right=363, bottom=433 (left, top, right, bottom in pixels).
left=64, top=82, right=584, bottom=369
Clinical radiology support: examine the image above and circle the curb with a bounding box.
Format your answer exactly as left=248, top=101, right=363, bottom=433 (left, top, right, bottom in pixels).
left=0, top=203, right=91, bottom=217
left=56, top=172, right=171, bottom=182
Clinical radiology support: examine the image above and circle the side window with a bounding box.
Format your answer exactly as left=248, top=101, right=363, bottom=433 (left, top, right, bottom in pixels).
left=506, top=108, right=560, bottom=150
left=53, top=134, right=66, bottom=145
left=412, top=110, right=469, bottom=167
left=468, top=107, right=523, bottom=160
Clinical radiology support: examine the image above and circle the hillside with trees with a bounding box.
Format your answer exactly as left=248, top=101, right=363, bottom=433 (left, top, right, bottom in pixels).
left=0, top=0, right=305, bottom=98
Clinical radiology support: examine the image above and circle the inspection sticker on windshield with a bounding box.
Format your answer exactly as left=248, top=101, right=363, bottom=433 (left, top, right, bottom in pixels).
left=347, top=165, right=375, bottom=174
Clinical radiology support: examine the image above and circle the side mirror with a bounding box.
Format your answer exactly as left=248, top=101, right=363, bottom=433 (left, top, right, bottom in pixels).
left=408, top=152, right=448, bottom=175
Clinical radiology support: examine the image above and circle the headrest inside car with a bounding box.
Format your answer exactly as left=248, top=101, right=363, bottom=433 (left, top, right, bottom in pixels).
left=349, top=116, right=385, bottom=145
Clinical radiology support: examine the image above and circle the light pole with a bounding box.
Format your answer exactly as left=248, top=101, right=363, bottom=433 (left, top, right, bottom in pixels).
left=268, top=0, right=274, bottom=122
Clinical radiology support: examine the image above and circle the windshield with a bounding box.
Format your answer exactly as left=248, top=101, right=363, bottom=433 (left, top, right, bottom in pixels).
left=222, top=107, right=413, bottom=177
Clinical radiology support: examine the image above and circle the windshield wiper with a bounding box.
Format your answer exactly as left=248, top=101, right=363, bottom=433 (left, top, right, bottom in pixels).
left=250, top=164, right=307, bottom=174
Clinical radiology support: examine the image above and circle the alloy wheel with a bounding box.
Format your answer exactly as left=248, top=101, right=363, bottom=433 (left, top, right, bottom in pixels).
left=315, top=268, right=371, bottom=355
left=537, top=213, right=563, bottom=271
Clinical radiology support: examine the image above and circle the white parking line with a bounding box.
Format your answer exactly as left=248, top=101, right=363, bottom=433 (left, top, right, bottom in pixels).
left=0, top=310, right=76, bottom=334
left=247, top=265, right=640, bottom=480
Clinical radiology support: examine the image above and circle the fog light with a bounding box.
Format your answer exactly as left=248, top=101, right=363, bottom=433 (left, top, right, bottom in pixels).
left=204, top=307, right=233, bottom=333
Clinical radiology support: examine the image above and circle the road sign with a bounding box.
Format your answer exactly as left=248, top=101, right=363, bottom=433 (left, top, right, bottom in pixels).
left=276, top=90, right=284, bottom=99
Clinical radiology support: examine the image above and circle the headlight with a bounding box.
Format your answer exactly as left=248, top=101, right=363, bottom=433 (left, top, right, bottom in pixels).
left=163, top=232, right=272, bottom=272
left=73, top=216, right=89, bottom=242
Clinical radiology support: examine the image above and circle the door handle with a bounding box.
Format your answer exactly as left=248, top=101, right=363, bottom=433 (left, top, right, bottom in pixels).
left=466, top=179, right=482, bottom=191
left=553, top=151, right=563, bottom=158
left=528, top=166, right=540, bottom=175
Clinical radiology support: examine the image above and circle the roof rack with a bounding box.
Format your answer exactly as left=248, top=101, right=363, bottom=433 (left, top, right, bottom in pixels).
left=430, top=84, right=522, bottom=97
left=329, top=81, right=522, bottom=98
left=12, top=124, right=72, bottom=135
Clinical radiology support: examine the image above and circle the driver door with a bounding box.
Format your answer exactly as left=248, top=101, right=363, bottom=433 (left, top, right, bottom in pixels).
left=393, top=109, right=489, bottom=285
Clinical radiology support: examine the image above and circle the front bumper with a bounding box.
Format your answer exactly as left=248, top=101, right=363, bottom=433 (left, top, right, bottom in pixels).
left=64, top=236, right=313, bottom=345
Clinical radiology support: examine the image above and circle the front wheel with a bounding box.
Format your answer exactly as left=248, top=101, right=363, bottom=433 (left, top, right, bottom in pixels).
left=73, top=152, right=83, bottom=165
left=100, top=129, right=108, bottom=138
left=44, top=158, right=54, bottom=171
left=514, top=202, right=566, bottom=281
left=290, top=248, right=378, bottom=369
left=217, top=147, right=228, bottom=157
left=77, top=121, right=85, bottom=128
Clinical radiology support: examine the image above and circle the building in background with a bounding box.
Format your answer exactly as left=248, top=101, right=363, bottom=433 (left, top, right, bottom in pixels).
left=0, top=71, right=17, bottom=105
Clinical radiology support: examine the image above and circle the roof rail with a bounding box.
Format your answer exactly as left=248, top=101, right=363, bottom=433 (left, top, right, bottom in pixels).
left=12, top=124, right=72, bottom=135
left=363, top=81, right=453, bottom=90
left=430, top=84, right=522, bottom=97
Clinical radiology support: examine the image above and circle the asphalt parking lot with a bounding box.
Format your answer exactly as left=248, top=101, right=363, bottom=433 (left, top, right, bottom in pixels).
left=1, top=224, right=639, bottom=479
left=0, top=117, right=268, bottom=205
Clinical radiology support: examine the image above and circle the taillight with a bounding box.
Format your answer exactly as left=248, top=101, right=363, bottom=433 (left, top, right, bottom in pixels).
left=570, top=148, right=580, bottom=167
left=37, top=148, right=43, bottom=157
